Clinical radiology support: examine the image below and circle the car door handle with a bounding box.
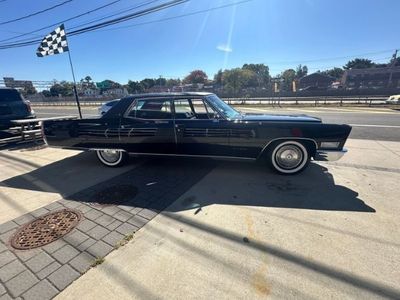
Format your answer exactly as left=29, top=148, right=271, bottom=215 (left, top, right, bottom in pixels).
left=175, top=124, right=184, bottom=132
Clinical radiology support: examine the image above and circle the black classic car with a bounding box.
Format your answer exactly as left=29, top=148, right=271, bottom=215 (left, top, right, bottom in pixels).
left=43, top=92, right=351, bottom=175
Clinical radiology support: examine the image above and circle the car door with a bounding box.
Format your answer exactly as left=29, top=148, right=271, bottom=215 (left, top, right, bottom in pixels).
left=174, top=97, right=231, bottom=156
left=119, top=97, right=176, bottom=154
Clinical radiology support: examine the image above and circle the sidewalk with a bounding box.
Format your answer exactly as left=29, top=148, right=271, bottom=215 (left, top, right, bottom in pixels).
left=0, top=148, right=135, bottom=224
left=55, top=139, right=400, bottom=299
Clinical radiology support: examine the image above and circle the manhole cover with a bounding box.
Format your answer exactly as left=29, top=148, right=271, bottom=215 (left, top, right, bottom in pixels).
left=90, top=184, right=138, bottom=207
left=10, top=209, right=81, bottom=250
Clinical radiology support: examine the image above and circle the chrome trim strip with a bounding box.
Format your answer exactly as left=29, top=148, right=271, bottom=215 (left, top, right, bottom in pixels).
left=256, top=137, right=318, bottom=159
left=127, top=152, right=256, bottom=161
left=314, top=148, right=347, bottom=161
left=89, top=148, right=127, bottom=152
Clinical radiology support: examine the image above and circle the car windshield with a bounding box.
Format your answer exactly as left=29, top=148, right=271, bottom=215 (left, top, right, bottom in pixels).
left=206, top=95, right=240, bottom=119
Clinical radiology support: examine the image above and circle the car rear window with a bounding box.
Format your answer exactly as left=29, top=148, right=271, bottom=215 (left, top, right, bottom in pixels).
left=0, top=89, right=23, bottom=102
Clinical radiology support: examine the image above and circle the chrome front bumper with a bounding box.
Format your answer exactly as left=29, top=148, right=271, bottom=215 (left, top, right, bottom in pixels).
left=314, top=148, right=347, bottom=161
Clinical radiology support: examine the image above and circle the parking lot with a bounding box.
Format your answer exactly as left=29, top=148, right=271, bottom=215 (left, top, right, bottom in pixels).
left=0, top=106, right=399, bottom=299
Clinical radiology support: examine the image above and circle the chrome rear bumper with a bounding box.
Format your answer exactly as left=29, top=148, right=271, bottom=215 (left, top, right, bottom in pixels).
left=314, top=148, right=347, bottom=161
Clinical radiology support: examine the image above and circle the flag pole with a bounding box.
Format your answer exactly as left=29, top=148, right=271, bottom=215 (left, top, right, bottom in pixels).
left=66, top=49, right=82, bottom=119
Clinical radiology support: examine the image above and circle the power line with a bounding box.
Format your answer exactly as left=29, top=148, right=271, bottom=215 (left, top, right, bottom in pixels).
left=0, top=0, right=123, bottom=43
left=68, top=0, right=162, bottom=31
left=0, top=0, right=74, bottom=26
left=0, top=0, right=188, bottom=49
left=98, top=0, right=254, bottom=32
left=70, top=0, right=188, bottom=35
left=0, top=0, right=252, bottom=47
left=0, top=0, right=157, bottom=43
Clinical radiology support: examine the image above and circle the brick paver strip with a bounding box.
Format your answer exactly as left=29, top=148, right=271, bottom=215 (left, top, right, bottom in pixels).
left=22, top=280, right=58, bottom=300
left=0, top=252, right=15, bottom=268
left=69, top=252, right=95, bottom=274
left=62, top=230, right=89, bottom=247
left=47, top=265, right=79, bottom=290
left=0, top=158, right=214, bottom=299
left=0, top=222, right=17, bottom=235
left=36, top=262, right=61, bottom=280
left=0, top=260, right=26, bottom=283
left=26, top=253, right=54, bottom=273
left=102, top=231, right=125, bottom=247
left=86, top=225, right=109, bottom=240
left=52, top=245, right=80, bottom=264
left=5, top=270, right=38, bottom=297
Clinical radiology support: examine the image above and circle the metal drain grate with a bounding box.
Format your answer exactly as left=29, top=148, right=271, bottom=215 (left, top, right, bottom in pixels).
left=10, top=209, right=81, bottom=250
left=90, top=184, right=138, bottom=207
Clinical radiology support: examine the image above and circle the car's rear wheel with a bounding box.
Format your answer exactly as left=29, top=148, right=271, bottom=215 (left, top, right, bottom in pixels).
left=96, top=149, right=128, bottom=167
left=268, top=141, right=310, bottom=175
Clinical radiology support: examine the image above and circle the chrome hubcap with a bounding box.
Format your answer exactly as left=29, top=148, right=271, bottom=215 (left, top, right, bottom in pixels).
left=275, top=146, right=303, bottom=169
left=99, top=150, right=120, bottom=163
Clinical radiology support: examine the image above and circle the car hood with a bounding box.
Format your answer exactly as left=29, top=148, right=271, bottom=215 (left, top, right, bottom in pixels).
left=236, top=113, right=321, bottom=123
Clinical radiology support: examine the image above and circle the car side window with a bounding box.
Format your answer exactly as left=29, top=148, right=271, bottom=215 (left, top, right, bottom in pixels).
left=127, top=99, right=172, bottom=119
left=174, top=99, right=196, bottom=119
left=190, top=99, right=211, bottom=119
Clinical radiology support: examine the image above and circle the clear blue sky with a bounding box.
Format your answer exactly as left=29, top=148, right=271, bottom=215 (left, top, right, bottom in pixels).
left=0, top=0, right=399, bottom=84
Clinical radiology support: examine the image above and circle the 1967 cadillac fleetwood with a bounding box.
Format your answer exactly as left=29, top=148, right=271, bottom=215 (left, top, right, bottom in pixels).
left=43, top=92, right=351, bottom=175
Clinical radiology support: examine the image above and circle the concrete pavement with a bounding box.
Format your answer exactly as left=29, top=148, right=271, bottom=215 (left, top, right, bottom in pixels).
left=55, top=139, right=400, bottom=299
left=0, top=147, right=137, bottom=224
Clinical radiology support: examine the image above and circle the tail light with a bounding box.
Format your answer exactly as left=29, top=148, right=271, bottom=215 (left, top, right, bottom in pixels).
left=25, top=101, right=32, bottom=113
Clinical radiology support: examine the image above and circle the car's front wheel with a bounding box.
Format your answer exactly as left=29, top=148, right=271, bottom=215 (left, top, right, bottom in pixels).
left=96, top=149, right=128, bottom=167
left=268, top=141, right=310, bottom=175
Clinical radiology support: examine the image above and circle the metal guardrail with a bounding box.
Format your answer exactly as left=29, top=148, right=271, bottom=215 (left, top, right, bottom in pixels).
left=223, top=96, right=388, bottom=107
left=0, top=116, right=77, bottom=148
left=28, top=96, right=391, bottom=107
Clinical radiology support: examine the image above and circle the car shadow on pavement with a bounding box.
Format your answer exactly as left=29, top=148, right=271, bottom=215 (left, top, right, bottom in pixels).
left=0, top=152, right=375, bottom=213
left=0, top=151, right=136, bottom=195
left=170, top=161, right=376, bottom=213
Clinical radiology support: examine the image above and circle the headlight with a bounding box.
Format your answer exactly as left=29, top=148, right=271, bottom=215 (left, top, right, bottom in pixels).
left=320, top=141, right=340, bottom=149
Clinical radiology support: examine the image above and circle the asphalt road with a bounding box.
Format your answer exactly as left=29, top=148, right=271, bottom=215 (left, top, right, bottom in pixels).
left=32, top=105, right=400, bottom=142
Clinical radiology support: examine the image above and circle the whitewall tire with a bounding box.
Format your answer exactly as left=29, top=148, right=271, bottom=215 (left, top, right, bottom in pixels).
left=96, top=149, right=128, bottom=167
left=269, top=141, right=310, bottom=175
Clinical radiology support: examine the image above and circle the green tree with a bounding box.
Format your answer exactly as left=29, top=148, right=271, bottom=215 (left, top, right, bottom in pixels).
left=21, top=86, right=37, bottom=96
left=166, top=78, right=181, bottom=87
left=140, top=78, right=156, bottom=90
left=213, top=69, right=223, bottom=86
left=222, top=68, right=258, bottom=96
left=155, top=77, right=167, bottom=87
left=281, top=69, right=296, bottom=92
left=84, top=75, right=92, bottom=83
left=343, top=58, right=374, bottom=69
left=322, top=67, right=344, bottom=79
left=183, top=70, right=208, bottom=84
left=242, top=63, right=270, bottom=88
left=80, top=75, right=95, bottom=89
left=42, top=90, right=51, bottom=97
left=295, top=64, right=308, bottom=78
left=126, top=80, right=144, bottom=94
left=50, top=81, right=74, bottom=96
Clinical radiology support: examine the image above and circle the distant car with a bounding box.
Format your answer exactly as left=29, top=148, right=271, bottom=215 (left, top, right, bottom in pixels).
left=0, top=88, right=35, bottom=130
left=385, top=95, right=400, bottom=104
left=98, top=99, right=120, bottom=115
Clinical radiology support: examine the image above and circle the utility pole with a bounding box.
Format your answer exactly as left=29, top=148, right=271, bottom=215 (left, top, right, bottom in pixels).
left=388, top=49, right=398, bottom=88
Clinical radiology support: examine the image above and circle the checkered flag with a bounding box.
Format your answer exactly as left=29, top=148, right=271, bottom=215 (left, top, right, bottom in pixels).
left=36, top=24, right=69, bottom=57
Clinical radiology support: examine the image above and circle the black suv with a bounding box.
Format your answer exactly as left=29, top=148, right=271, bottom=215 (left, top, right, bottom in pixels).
left=0, top=88, right=35, bottom=130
